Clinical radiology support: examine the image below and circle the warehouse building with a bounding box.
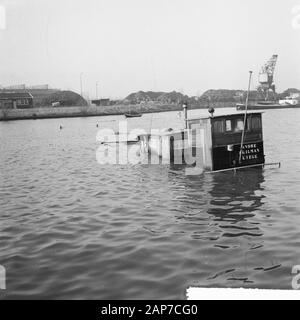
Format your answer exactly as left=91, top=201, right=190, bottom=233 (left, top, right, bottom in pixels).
left=0, top=91, right=34, bottom=109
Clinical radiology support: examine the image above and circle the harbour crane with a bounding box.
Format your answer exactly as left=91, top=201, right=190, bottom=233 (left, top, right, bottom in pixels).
left=257, top=54, right=278, bottom=101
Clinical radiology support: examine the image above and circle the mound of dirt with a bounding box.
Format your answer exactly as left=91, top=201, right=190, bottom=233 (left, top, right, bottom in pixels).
left=40, top=90, right=88, bottom=107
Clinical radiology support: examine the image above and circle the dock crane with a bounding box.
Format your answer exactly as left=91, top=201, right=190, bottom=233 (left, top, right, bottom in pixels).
left=257, top=54, right=278, bottom=101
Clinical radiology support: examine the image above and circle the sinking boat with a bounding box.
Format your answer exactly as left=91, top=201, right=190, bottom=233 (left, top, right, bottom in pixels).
left=138, top=104, right=280, bottom=173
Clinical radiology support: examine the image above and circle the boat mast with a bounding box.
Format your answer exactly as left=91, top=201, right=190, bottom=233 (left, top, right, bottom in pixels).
left=239, top=71, right=253, bottom=164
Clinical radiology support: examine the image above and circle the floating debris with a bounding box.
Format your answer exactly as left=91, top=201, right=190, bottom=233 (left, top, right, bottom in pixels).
left=208, top=269, right=235, bottom=280
left=263, top=264, right=281, bottom=272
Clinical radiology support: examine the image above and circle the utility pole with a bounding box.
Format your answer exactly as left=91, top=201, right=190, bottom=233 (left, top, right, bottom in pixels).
left=96, top=82, right=99, bottom=99
left=80, top=72, right=84, bottom=97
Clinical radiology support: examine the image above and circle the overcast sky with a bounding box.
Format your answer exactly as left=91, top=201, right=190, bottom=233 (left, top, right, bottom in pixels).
left=0, top=0, right=299, bottom=98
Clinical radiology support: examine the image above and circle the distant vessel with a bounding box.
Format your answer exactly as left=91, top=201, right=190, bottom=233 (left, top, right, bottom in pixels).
left=237, top=95, right=300, bottom=110
left=236, top=100, right=300, bottom=110
left=124, top=111, right=142, bottom=118
left=278, top=94, right=300, bottom=106
left=236, top=55, right=300, bottom=110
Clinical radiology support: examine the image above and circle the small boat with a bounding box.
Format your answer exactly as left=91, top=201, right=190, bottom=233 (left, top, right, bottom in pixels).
left=124, top=111, right=142, bottom=118
left=98, top=133, right=139, bottom=144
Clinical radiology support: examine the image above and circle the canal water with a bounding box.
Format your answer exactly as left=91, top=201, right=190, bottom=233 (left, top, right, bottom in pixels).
left=0, top=108, right=300, bottom=299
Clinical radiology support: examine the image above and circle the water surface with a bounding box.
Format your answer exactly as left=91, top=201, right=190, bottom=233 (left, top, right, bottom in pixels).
left=0, top=108, right=300, bottom=299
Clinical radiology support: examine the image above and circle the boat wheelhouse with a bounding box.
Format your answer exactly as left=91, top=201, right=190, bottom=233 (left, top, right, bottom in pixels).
left=139, top=112, right=265, bottom=172
left=194, top=113, right=264, bottom=171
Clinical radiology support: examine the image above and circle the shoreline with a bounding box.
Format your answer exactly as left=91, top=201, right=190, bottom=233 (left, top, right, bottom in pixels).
left=0, top=102, right=235, bottom=121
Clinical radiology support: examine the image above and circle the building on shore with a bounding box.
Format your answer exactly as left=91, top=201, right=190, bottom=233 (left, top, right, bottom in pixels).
left=91, top=98, right=110, bottom=106
left=0, top=91, right=34, bottom=109
left=0, top=88, right=88, bottom=108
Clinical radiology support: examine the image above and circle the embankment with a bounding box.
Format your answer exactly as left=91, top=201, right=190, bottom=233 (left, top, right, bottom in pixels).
left=0, top=102, right=235, bottom=121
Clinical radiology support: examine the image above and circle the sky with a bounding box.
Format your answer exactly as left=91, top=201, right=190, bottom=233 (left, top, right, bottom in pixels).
left=0, top=0, right=300, bottom=99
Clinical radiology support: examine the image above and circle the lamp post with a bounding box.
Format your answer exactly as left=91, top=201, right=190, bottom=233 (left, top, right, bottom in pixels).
left=80, top=72, right=84, bottom=97
left=96, top=82, right=99, bottom=100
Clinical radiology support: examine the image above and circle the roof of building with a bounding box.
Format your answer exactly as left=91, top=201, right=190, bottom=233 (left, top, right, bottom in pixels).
left=91, top=99, right=110, bottom=102
left=0, top=91, right=33, bottom=100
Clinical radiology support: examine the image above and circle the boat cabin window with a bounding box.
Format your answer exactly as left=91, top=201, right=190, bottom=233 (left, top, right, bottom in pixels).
left=213, top=120, right=224, bottom=134
left=224, top=118, right=246, bottom=133
left=251, top=116, right=262, bottom=130
left=235, top=119, right=244, bottom=132
left=225, top=120, right=232, bottom=132
left=213, top=116, right=259, bottom=135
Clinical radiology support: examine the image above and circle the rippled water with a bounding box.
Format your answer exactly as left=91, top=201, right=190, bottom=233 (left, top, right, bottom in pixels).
left=0, top=108, right=300, bottom=299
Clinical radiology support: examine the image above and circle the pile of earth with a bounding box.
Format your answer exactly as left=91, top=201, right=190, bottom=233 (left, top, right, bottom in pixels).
left=40, top=90, right=88, bottom=107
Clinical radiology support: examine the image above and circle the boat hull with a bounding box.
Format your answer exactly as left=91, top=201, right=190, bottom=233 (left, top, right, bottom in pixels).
left=124, top=113, right=142, bottom=118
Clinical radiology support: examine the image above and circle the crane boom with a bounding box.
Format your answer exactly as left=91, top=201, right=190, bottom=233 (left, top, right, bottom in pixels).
left=260, top=54, right=278, bottom=78
left=257, top=54, right=278, bottom=101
